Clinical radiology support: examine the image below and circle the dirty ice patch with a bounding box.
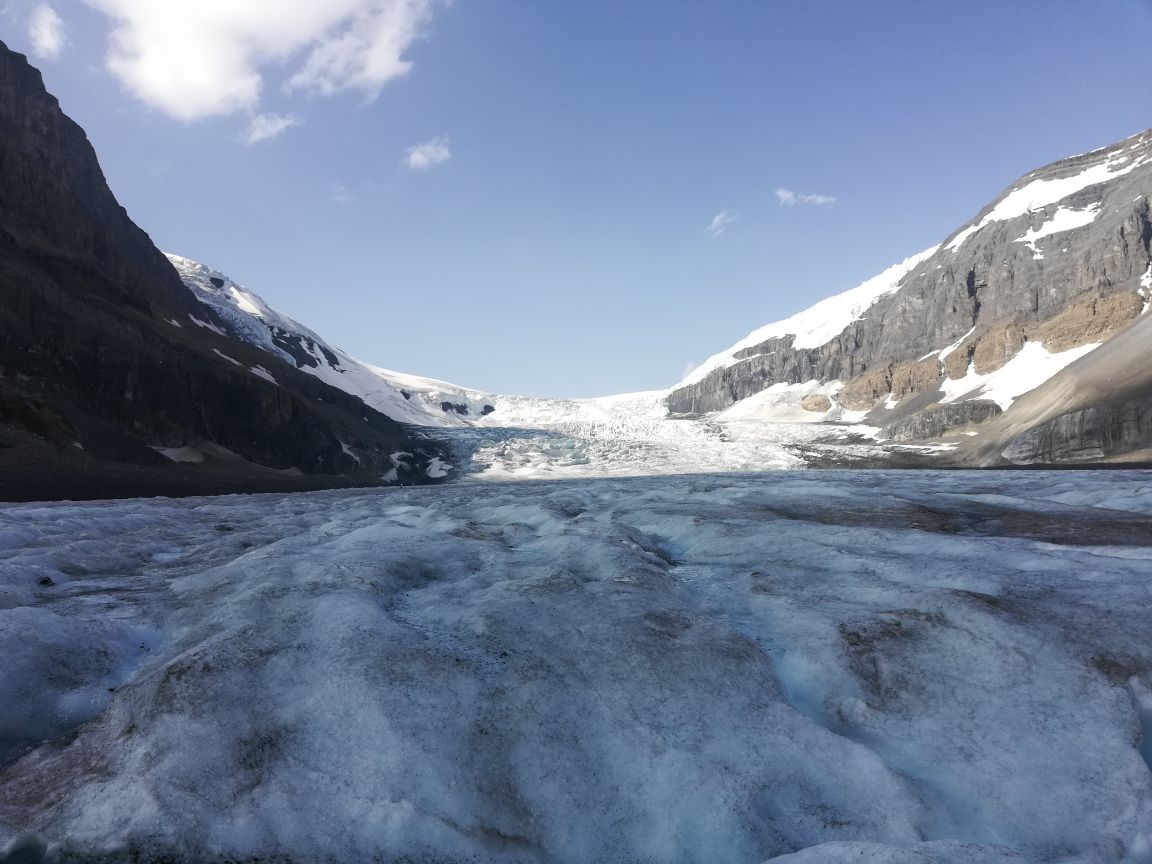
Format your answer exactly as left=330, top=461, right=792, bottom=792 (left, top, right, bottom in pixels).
left=0, top=607, right=160, bottom=764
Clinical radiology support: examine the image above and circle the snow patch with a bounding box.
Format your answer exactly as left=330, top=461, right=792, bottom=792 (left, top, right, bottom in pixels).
left=188, top=314, right=225, bottom=335
left=938, top=327, right=976, bottom=362
left=718, top=380, right=843, bottom=423
left=212, top=349, right=243, bottom=368
left=946, top=152, right=1147, bottom=252
left=425, top=457, right=452, bottom=478
left=1013, top=204, right=1101, bottom=259
left=151, top=445, right=206, bottom=464
left=249, top=366, right=276, bottom=384
left=228, top=286, right=263, bottom=317
left=939, top=341, right=1101, bottom=409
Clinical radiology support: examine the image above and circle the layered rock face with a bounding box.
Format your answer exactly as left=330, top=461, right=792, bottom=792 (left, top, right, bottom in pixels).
left=0, top=42, right=444, bottom=497
left=668, top=128, right=1152, bottom=462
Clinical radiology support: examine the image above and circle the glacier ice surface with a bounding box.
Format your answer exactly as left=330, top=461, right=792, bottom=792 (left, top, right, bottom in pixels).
left=1, top=471, right=1152, bottom=862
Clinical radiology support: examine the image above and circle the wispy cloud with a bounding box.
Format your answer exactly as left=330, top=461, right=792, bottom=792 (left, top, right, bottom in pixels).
left=705, top=209, right=740, bottom=238
left=776, top=188, right=836, bottom=207
left=83, top=0, right=436, bottom=123
left=681, top=360, right=699, bottom=380
left=402, top=136, right=451, bottom=172
left=245, top=112, right=299, bottom=145
left=331, top=181, right=355, bottom=204
left=29, top=4, right=65, bottom=60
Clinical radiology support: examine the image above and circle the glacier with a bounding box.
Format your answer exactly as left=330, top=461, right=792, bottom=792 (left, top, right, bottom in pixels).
left=3, top=470, right=1152, bottom=863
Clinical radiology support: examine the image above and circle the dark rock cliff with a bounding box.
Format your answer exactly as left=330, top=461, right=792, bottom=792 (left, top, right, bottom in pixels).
left=0, top=42, right=445, bottom=499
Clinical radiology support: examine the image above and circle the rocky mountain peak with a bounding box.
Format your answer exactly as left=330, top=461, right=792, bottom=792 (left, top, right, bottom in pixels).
left=666, top=126, right=1152, bottom=463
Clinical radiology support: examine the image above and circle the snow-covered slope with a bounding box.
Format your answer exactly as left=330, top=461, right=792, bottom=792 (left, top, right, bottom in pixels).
left=167, top=255, right=496, bottom=427
left=678, top=246, right=939, bottom=389
left=944, top=133, right=1151, bottom=252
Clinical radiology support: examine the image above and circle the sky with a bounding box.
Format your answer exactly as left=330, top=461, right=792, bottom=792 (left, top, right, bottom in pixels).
left=4, top=1, right=1151, bottom=397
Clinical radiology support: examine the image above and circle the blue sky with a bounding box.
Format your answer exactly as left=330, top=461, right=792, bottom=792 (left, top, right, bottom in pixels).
left=6, top=1, right=1152, bottom=397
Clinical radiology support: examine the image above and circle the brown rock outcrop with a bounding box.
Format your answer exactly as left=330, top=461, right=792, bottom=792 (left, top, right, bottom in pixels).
left=890, top=358, right=944, bottom=400
left=971, top=325, right=1027, bottom=375
left=943, top=340, right=975, bottom=379
left=838, top=369, right=892, bottom=410
left=1028, top=291, right=1143, bottom=352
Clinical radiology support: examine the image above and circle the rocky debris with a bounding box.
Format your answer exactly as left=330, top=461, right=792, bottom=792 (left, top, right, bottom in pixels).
left=1000, top=399, right=1152, bottom=464
left=952, top=308, right=1152, bottom=466
left=801, top=394, right=832, bottom=412
left=883, top=401, right=1002, bottom=442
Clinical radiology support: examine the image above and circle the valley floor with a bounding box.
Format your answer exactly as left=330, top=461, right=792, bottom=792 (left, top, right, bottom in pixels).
left=2, top=471, right=1152, bottom=863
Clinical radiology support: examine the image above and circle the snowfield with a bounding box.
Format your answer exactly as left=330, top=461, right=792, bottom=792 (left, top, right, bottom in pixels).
left=3, top=471, right=1152, bottom=863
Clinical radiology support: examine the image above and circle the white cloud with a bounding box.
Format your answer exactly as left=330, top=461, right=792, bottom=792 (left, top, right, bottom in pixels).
left=287, top=0, right=433, bottom=97
left=776, top=188, right=836, bottom=207
left=402, top=136, right=451, bottom=171
left=331, top=181, right=355, bottom=204
left=705, top=209, right=740, bottom=237
left=29, top=4, right=65, bottom=60
left=681, top=360, right=699, bottom=380
left=245, top=112, right=299, bottom=144
left=82, top=0, right=436, bottom=122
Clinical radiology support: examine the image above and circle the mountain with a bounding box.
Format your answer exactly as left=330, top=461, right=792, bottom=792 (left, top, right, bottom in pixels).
left=668, top=130, right=1152, bottom=465
left=0, top=42, right=447, bottom=500
left=164, top=255, right=497, bottom=429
